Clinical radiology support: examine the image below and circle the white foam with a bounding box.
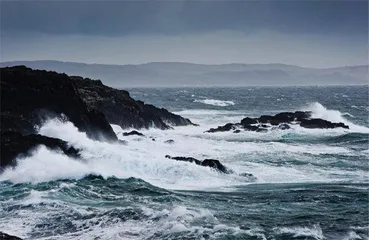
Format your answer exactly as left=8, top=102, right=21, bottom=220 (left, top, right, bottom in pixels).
left=276, top=224, right=324, bottom=240
left=304, top=102, right=369, bottom=133
left=194, top=99, right=235, bottom=107
left=0, top=117, right=365, bottom=189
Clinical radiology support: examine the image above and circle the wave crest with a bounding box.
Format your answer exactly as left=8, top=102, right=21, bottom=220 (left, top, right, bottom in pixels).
left=194, top=99, right=235, bottom=107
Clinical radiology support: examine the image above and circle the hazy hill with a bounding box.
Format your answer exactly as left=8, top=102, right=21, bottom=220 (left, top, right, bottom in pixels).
left=1, top=60, right=367, bottom=88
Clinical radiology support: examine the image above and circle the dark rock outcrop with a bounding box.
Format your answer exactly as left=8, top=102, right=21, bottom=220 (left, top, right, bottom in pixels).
left=206, top=123, right=237, bottom=133
left=71, top=76, right=196, bottom=130
left=165, top=155, right=255, bottom=179
left=0, top=66, right=117, bottom=141
left=0, top=131, right=80, bottom=170
left=0, top=232, right=22, bottom=240
left=164, top=139, right=175, bottom=144
left=206, top=111, right=349, bottom=133
left=165, top=155, right=232, bottom=174
left=122, top=130, right=145, bottom=137
left=300, top=118, right=349, bottom=129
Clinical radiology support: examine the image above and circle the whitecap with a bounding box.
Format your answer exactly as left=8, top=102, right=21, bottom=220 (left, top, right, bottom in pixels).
left=194, top=99, right=235, bottom=107
left=275, top=224, right=324, bottom=240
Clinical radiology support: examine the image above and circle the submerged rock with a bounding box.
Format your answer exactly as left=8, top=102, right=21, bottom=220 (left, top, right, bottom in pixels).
left=72, top=76, right=196, bottom=130
left=0, top=131, right=80, bottom=170
left=122, top=130, right=145, bottom=137
left=206, top=111, right=349, bottom=133
left=0, top=66, right=117, bottom=142
left=0, top=232, right=22, bottom=240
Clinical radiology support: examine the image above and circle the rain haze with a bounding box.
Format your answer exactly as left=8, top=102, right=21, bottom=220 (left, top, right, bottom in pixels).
left=1, top=0, right=368, bottom=87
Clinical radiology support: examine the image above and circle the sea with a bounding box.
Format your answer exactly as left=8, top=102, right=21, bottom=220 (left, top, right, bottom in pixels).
left=0, top=86, right=368, bottom=240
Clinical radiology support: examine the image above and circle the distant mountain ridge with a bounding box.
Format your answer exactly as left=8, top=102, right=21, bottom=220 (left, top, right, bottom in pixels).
left=1, top=60, right=367, bottom=88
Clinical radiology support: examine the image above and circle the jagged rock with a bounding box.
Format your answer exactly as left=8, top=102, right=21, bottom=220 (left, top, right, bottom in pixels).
left=0, top=131, right=80, bottom=170
left=165, top=155, right=232, bottom=174
left=0, top=232, right=22, bottom=240
left=122, top=130, right=145, bottom=137
left=206, top=123, right=237, bottom=133
left=240, top=117, right=257, bottom=125
left=201, top=159, right=231, bottom=174
left=206, top=111, right=349, bottom=133
left=165, top=155, right=202, bottom=165
left=164, top=139, right=175, bottom=144
left=72, top=76, right=196, bottom=130
left=0, top=66, right=117, bottom=142
left=300, top=118, right=349, bottom=129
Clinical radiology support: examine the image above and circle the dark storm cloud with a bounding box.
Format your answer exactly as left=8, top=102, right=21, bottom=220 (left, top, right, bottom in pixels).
left=1, top=1, right=368, bottom=37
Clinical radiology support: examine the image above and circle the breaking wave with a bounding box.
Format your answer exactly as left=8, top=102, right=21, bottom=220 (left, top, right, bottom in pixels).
left=194, top=99, right=235, bottom=107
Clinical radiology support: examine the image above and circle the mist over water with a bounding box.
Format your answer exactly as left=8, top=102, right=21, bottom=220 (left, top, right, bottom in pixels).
left=0, top=86, right=368, bottom=240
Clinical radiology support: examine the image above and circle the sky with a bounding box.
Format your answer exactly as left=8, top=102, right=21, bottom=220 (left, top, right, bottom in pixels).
left=1, top=0, right=368, bottom=68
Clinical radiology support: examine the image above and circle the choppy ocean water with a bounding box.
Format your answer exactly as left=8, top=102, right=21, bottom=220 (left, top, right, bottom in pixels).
left=0, top=86, right=368, bottom=240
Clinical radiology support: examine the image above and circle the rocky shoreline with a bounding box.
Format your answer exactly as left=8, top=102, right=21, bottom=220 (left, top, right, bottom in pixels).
left=0, top=66, right=351, bottom=176
left=0, top=66, right=194, bottom=170
left=206, top=111, right=349, bottom=133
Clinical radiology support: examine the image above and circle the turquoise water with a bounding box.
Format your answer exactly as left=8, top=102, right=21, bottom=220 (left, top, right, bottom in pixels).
left=1, top=86, right=368, bottom=239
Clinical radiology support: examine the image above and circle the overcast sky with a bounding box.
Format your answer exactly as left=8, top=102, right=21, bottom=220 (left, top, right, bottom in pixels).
left=1, top=0, right=368, bottom=68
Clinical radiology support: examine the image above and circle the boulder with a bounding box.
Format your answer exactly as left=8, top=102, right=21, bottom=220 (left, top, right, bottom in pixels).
left=0, top=66, right=117, bottom=142
left=1, top=131, right=80, bottom=170
left=164, top=139, right=175, bottom=144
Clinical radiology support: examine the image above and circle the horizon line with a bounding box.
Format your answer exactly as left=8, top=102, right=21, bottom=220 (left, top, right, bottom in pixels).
left=1, top=59, right=368, bottom=70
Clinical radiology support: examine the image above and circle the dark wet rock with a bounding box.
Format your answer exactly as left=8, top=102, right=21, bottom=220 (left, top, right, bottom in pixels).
left=72, top=76, right=196, bottom=130
left=164, top=139, right=175, bottom=144
left=233, top=130, right=241, bottom=133
left=151, top=138, right=156, bottom=141
left=0, top=232, right=22, bottom=240
left=206, top=123, right=237, bottom=133
left=240, top=117, right=257, bottom=125
left=201, top=159, right=231, bottom=174
left=122, top=130, right=145, bottom=137
left=206, top=111, right=348, bottom=133
left=243, top=125, right=260, bottom=132
left=165, top=155, right=202, bottom=165
left=300, top=119, right=349, bottom=129
left=165, top=155, right=232, bottom=174
left=0, top=131, right=80, bottom=170
left=0, top=66, right=117, bottom=142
